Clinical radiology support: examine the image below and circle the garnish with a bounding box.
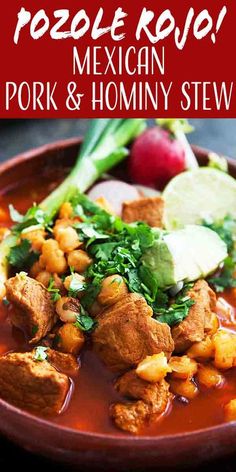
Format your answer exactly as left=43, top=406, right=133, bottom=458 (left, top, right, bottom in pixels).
left=16, top=271, right=28, bottom=279
left=74, top=305, right=97, bottom=332
left=203, top=215, right=236, bottom=292
left=68, top=274, right=86, bottom=298
left=47, top=276, right=61, bottom=302
left=203, top=215, right=236, bottom=253
left=71, top=194, right=195, bottom=325
left=74, top=222, right=110, bottom=246
left=32, top=325, right=39, bottom=336
left=33, top=346, right=48, bottom=361
left=2, top=297, right=9, bottom=306
left=2, top=119, right=145, bottom=296
left=8, top=239, right=39, bottom=269
left=10, top=203, right=51, bottom=235
left=155, top=284, right=195, bottom=326
left=208, top=256, right=236, bottom=292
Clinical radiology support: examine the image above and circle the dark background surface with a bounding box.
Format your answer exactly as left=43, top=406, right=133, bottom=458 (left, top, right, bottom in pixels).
left=0, top=119, right=236, bottom=162
left=0, top=118, right=236, bottom=471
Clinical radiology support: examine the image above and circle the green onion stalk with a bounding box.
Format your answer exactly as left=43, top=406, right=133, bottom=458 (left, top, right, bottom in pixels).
left=0, top=118, right=146, bottom=298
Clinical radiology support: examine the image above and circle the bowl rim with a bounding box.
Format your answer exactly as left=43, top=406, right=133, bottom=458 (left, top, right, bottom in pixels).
left=0, top=137, right=235, bottom=447
left=1, top=392, right=236, bottom=446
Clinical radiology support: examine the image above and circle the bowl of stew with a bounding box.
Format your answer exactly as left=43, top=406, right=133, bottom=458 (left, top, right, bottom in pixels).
left=0, top=134, right=236, bottom=470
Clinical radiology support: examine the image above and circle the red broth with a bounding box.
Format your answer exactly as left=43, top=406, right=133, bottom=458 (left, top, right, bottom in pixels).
left=0, top=176, right=236, bottom=436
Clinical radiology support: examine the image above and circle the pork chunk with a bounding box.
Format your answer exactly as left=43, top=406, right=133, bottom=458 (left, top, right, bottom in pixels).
left=122, top=196, right=164, bottom=228
left=172, top=280, right=216, bottom=353
left=46, top=349, right=79, bottom=377
left=111, top=370, right=171, bottom=433
left=0, top=351, right=69, bottom=415
left=111, top=401, right=149, bottom=434
left=92, top=293, right=174, bottom=371
left=115, top=370, right=170, bottom=412
left=5, top=274, right=56, bottom=343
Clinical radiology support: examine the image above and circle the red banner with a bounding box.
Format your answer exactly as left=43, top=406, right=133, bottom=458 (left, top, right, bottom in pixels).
left=0, top=0, right=235, bottom=117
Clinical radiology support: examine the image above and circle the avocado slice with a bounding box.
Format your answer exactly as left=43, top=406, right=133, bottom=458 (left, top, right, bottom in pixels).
left=142, top=225, right=227, bottom=288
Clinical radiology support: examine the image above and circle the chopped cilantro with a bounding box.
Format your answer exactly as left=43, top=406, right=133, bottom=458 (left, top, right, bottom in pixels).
left=2, top=297, right=10, bottom=306
left=10, top=203, right=52, bottom=235
left=80, top=282, right=101, bottom=308
left=54, top=333, right=61, bottom=345
left=72, top=203, right=85, bottom=218
left=155, top=283, right=195, bottom=326
left=17, top=271, right=28, bottom=279
left=43, top=193, right=195, bottom=327
left=32, top=324, right=39, bottom=336
left=8, top=239, right=39, bottom=269
left=203, top=215, right=236, bottom=253
left=74, top=222, right=109, bottom=246
left=34, top=346, right=48, bottom=361
left=69, top=194, right=188, bottom=325
left=208, top=256, right=236, bottom=292
left=68, top=274, right=86, bottom=298
left=203, top=215, right=236, bottom=292
left=47, top=276, right=61, bottom=302
left=74, top=305, right=97, bottom=332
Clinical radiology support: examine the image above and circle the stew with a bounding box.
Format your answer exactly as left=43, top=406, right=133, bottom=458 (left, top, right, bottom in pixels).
left=0, top=170, right=236, bottom=436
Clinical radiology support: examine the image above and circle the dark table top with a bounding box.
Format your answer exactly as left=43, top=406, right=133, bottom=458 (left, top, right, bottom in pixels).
left=0, top=119, right=235, bottom=162
left=0, top=118, right=236, bottom=471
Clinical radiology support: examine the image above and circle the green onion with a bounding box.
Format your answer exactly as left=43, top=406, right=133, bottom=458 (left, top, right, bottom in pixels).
left=0, top=118, right=146, bottom=296
left=40, top=118, right=146, bottom=220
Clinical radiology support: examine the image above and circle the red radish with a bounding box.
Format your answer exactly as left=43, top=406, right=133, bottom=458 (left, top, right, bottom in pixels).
left=87, top=180, right=140, bottom=216
left=129, top=127, right=186, bottom=189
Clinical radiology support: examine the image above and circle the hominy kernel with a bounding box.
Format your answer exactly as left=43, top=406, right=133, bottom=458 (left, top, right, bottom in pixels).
left=169, top=356, right=197, bottom=380
left=67, top=250, right=92, bottom=273
left=41, top=239, right=67, bottom=274
left=224, top=399, right=236, bottom=421
left=59, top=202, right=73, bottom=219
left=57, top=322, right=85, bottom=355
left=136, top=352, right=171, bottom=383
left=98, top=275, right=128, bottom=306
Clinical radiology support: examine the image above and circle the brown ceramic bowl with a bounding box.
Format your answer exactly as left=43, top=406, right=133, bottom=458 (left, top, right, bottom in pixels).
left=0, top=138, right=236, bottom=470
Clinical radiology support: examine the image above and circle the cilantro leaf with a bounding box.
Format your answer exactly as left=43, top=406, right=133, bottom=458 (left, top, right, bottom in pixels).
left=155, top=284, right=195, bottom=327
left=8, top=239, right=39, bottom=269
left=126, top=268, right=143, bottom=294
left=208, top=255, right=236, bottom=292
left=32, top=325, right=39, bottom=336
left=70, top=193, right=168, bottom=314
left=81, top=282, right=101, bottom=308
left=156, top=298, right=194, bottom=326
left=2, top=297, right=10, bottom=306
left=11, top=203, right=52, bottom=235
left=203, top=216, right=236, bottom=291
left=90, top=242, right=118, bottom=261
left=34, top=346, right=48, bottom=361
left=203, top=215, right=236, bottom=253
left=74, top=222, right=109, bottom=246
left=74, top=305, right=97, bottom=332
left=138, top=265, right=158, bottom=301
left=135, top=223, right=155, bottom=249
left=47, top=276, right=61, bottom=302
left=68, top=274, right=86, bottom=298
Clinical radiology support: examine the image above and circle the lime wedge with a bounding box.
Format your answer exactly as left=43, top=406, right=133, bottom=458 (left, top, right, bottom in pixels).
left=163, top=168, right=236, bottom=230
